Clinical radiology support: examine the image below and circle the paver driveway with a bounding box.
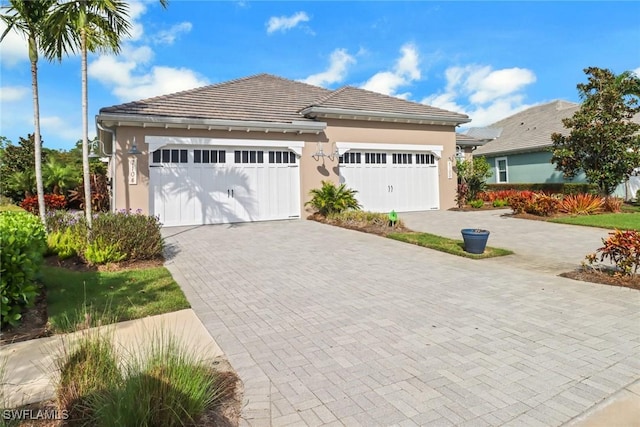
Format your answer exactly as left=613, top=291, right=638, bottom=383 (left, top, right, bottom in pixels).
left=163, top=214, right=639, bottom=426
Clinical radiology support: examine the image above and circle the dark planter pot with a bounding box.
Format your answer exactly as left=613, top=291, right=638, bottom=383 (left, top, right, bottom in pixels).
left=461, top=228, right=490, bottom=254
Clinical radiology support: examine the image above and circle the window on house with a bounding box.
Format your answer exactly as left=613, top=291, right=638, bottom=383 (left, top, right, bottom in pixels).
left=193, top=149, right=226, bottom=164
left=268, top=151, right=296, bottom=164
left=416, top=154, right=435, bottom=165
left=234, top=150, right=264, bottom=164
left=339, top=152, right=361, bottom=164
left=496, top=157, right=508, bottom=183
left=364, top=152, right=387, bottom=164
left=152, top=149, right=188, bottom=164
left=392, top=153, right=412, bottom=164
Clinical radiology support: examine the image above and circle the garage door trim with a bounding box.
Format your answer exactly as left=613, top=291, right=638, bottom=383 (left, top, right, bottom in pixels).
left=336, top=141, right=443, bottom=158
left=146, top=136, right=305, bottom=156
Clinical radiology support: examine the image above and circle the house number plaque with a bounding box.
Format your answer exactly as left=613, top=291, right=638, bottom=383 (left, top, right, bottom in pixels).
left=129, top=157, right=138, bottom=185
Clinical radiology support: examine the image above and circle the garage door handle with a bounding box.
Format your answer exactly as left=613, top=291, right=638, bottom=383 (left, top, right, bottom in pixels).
left=227, top=189, right=230, bottom=198
left=231, top=189, right=234, bottom=198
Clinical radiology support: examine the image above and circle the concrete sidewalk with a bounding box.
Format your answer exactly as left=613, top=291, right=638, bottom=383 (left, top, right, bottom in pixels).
left=0, top=309, right=224, bottom=409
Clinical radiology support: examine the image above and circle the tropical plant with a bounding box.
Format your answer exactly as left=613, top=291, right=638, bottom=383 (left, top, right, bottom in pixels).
left=306, top=181, right=361, bottom=216
left=602, top=196, right=623, bottom=213
left=20, top=193, right=67, bottom=214
left=551, top=67, right=640, bottom=196
left=468, top=199, right=484, bottom=209
left=586, top=229, right=640, bottom=276
left=557, top=193, right=604, bottom=215
left=44, top=157, right=80, bottom=195
left=69, top=173, right=110, bottom=212
left=46, top=0, right=133, bottom=229
left=0, top=1, right=64, bottom=225
left=456, top=156, right=493, bottom=201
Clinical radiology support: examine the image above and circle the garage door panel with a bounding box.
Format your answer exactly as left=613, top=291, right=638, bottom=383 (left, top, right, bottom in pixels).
left=150, top=146, right=299, bottom=226
left=339, top=150, right=439, bottom=213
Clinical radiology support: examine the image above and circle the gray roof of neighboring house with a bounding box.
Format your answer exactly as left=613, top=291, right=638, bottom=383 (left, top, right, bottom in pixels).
left=99, top=73, right=469, bottom=126
left=456, top=133, right=489, bottom=147
left=473, top=100, right=579, bottom=156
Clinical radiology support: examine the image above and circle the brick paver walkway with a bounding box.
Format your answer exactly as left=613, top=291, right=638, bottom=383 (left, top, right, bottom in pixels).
left=163, top=214, right=639, bottom=426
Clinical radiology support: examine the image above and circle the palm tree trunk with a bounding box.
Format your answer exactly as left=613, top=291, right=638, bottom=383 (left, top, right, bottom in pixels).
left=30, top=37, right=46, bottom=226
left=81, top=29, right=92, bottom=229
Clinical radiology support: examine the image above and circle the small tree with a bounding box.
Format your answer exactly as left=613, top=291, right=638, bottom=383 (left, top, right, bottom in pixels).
left=306, top=181, right=361, bottom=217
left=551, top=67, right=640, bottom=196
left=456, top=156, right=493, bottom=202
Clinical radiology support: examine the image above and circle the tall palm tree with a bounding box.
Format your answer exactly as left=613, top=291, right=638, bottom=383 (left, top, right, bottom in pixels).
left=47, top=0, right=131, bottom=229
left=1, top=0, right=56, bottom=225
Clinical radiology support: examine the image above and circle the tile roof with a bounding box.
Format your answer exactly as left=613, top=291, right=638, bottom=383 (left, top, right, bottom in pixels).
left=473, top=100, right=579, bottom=156
left=99, top=73, right=468, bottom=125
left=304, top=86, right=469, bottom=121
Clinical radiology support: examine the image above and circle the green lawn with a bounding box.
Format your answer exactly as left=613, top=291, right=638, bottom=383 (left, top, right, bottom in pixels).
left=550, top=212, right=640, bottom=231
left=388, top=232, right=513, bottom=259
left=0, top=204, right=24, bottom=212
left=43, top=265, right=191, bottom=332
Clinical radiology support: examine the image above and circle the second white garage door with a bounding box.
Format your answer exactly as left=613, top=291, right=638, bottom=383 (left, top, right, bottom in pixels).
left=150, top=146, right=300, bottom=226
left=338, top=148, right=440, bottom=213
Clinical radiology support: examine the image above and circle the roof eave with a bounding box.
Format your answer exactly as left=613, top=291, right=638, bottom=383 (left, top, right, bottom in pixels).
left=96, top=113, right=327, bottom=134
left=474, top=144, right=552, bottom=157
left=300, top=106, right=471, bottom=126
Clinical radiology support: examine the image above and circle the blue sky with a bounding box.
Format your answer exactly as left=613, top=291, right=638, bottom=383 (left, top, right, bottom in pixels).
left=1, top=1, right=639, bottom=151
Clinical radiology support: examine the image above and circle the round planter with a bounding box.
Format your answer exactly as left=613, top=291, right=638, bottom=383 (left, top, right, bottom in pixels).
left=461, top=228, right=490, bottom=254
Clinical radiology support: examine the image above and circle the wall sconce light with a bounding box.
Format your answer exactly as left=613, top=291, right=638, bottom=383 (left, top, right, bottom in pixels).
left=312, top=142, right=339, bottom=161
left=88, top=140, right=111, bottom=159
left=128, top=136, right=141, bottom=155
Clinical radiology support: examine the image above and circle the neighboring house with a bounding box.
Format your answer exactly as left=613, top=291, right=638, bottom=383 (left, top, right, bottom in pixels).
left=471, top=100, right=640, bottom=199
left=472, top=100, right=584, bottom=185
left=455, top=133, right=491, bottom=160
left=95, top=74, right=470, bottom=226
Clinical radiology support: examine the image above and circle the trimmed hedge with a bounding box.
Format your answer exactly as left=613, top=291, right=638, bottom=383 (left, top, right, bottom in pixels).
left=0, top=211, right=47, bottom=327
left=486, top=183, right=598, bottom=195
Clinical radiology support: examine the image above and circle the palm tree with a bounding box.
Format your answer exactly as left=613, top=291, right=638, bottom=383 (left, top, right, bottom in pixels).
left=46, top=0, right=131, bottom=229
left=43, top=157, right=80, bottom=195
left=1, top=0, right=56, bottom=225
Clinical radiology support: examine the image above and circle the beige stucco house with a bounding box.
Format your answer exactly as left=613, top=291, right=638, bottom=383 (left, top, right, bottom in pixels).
left=95, top=74, right=471, bottom=226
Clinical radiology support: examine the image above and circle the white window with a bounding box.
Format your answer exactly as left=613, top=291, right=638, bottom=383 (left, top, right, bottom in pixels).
left=496, top=157, right=508, bottom=183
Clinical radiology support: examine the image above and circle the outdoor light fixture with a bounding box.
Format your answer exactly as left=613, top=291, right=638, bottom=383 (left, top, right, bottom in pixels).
left=88, top=140, right=111, bottom=158
left=311, top=142, right=339, bottom=161
left=127, top=137, right=141, bottom=155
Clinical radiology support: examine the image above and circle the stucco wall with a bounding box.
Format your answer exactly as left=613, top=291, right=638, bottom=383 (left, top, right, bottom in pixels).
left=483, top=151, right=587, bottom=184
left=108, top=120, right=459, bottom=218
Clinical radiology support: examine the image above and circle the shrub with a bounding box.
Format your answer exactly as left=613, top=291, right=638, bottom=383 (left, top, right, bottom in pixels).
left=84, top=238, right=127, bottom=265
left=327, top=210, right=405, bottom=229
left=0, top=211, right=46, bottom=327
left=487, top=183, right=599, bottom=195
left=468, top=199, right=484, bottom=209
left=20, top=193, right=66, bottom=214
left=456, top=156, right=492, bottom=200
left=90, top=210, right=164, bottom=261
left=306, top=181, right=360, bottom=216
left=558, top=193, right=604, bottom=215
left=480, top=189, right=519, bottom=202
left=492, top=199, right=509, bottom=208
left=586, top=229, right=640, bottom=276
left=47, top=228, right=82, bottom=259
left=602, top=196, right=623, bottom=213
left=525, top=194, right=560, bottom=216
left=508, top=191, right=536, bottom=214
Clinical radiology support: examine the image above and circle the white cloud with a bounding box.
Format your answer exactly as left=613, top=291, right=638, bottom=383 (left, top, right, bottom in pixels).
left=40, top=116, right=87, bottom=142
left=266, top=11, right=309, bottom=34
left=154, top=22, right=192, bottom=45
left=422, top=64, right=537, bottom=127
left=114, top=66, right=208, bottom=100
left=0, top=20, right=29, bottom=67
left=302, top=49, right=355, bottom=87
left=0, top=86, right=29, bottom=102
left=126, top=0, right=148, bottom=41
left=361, top=43, right=421, bottom=98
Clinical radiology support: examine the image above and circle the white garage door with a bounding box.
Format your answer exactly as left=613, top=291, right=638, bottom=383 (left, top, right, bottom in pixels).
left=150, top=146, right=300, bottom=226
left=339, top=150, right=440, bottom=212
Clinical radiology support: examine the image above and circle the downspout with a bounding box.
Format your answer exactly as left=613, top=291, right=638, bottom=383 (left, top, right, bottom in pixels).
left=95, top=117, right=116, bottom=213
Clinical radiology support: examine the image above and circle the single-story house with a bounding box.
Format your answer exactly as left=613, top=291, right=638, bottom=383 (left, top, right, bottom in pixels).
left=95, top=74, right=471, bottom=226
left=471, top=100, right=640, bottom=199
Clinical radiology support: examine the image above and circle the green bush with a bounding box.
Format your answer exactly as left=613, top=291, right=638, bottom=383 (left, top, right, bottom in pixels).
left=327, top=210, right=405, bottom=229
left=0, top=211, right=46, bottom=327
left=468, top=199, right=484, bottom=208
left=45, top=210, right=164, bottom=264
left=492, top=199, right=509, bottom=208
left=306, top=181, right=361, bottom=216
left=85, top=238, right=127, bottom=265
